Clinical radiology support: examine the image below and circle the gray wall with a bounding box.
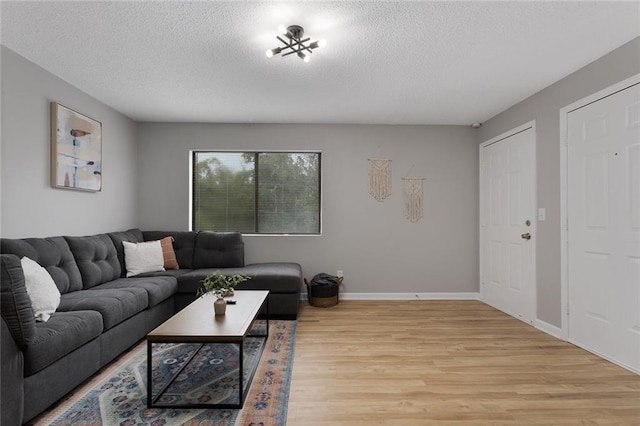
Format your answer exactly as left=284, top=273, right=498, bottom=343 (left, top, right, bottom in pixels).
left=137, top=123, right=479, bottom=295
left=5, top=35, right=635, bottom=308
left=0, top=46, right=139, bottom=238
left=478, top=37, right=640, bottom=327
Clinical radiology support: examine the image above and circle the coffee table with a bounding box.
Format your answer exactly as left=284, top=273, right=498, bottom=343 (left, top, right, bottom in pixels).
left=146, top=290, right=269, bottom=409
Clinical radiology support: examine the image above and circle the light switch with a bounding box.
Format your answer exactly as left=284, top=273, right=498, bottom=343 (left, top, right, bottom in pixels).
left=538, top=208, right=546, bottom=221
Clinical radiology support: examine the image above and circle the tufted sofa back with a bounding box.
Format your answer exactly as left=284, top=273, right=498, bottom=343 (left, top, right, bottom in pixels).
left=0, top=237, right=83, bottom=294
left=143, top=231, right=197, bottom=269
left=193, top=231, right=244, bottom=269
left=108, top=228, right=144, bottom=277
left=1, top=230, right=246, bottom=289
left=64, top=234, right=121, bottom=289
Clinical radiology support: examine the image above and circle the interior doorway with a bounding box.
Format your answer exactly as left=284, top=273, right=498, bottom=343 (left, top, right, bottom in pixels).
left=480, top=122, right=537, bottom=324
left=561, top=75, right=640, bottom=373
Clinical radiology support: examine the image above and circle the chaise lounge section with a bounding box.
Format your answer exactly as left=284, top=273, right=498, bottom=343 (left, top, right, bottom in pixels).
left=0, top=228, right=301, bottom=425
left=136, top=230, right=302, bottom=316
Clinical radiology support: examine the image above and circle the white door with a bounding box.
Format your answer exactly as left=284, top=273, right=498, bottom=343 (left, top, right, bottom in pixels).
left=567, top=82, right=640, bottom=372
left=480, top=124, right=536, bottom=323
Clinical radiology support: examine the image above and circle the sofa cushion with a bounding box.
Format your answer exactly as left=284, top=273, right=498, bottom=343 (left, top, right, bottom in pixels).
left=1, top=237, right=83, bottom=294
left=107, top=228, right=144, bottom=277
left=20, top=257, right=61, bottom=322
left=237, top=263, right=302, bottom=293
left=58, top=288, right=147, bottom=330
left=64, top=234, right=121, bottom=288
left=0, top=254, right=36, bottom=349
left=23, top=310, right=103, bottom=376
left=122, top=240, right=165, bottom=277
left=143, top=231, right=197, bottom=269
left=177, top=263, right=302, bottom=295
left=92, top=276, right=178, bottom=308
left=159, top=237, right=179, bottom=270
left=193, top=231, right=244, bottom=269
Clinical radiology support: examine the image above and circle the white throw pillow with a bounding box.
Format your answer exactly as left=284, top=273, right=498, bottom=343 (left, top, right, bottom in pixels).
left=123, top=240, right=165, bottom=277
left=21, top=256, right=61, bottom=322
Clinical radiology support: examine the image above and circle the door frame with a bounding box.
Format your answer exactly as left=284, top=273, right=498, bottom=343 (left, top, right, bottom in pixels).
left=559, top=73, right=640, bottom=341
left=479, top=120, right=538, bottom=323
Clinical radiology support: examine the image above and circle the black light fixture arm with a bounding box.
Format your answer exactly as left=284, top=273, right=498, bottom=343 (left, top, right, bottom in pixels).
left=279, top=36, right=312, bottom=57
left=266, top=24, right=326, bottom=62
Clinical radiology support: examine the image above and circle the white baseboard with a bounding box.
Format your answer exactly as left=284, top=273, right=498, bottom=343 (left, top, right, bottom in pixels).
left=567, top=339, right=640, bottom=375
left=533, top=319, right=563, bottom=339
left=300, top=292, right=479, bottom=301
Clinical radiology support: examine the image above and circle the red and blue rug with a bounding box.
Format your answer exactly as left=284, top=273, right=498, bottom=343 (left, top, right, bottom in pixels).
left=30, top=320, right=296, bottom=426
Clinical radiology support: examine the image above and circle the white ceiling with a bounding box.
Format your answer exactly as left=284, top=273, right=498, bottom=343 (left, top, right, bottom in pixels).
left=1, top=1, right=639, bottom=125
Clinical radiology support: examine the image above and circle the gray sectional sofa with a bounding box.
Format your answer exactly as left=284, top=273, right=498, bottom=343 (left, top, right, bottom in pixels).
left=0, top=228, right=302, bottom=425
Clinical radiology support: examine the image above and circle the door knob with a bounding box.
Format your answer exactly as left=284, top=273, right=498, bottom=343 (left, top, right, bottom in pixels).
left=521, top=233, right=531, bottom=240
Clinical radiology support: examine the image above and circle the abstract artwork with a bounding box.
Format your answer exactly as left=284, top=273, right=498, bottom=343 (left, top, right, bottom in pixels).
left=402, top=177, right=425, bottom=223
left=51, top=103, right=102, bottom=191
left=367, top=158, right=392, bottom=201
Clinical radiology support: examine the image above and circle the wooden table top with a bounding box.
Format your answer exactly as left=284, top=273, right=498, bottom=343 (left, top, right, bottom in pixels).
left=146, top=290, right=268, bottom=343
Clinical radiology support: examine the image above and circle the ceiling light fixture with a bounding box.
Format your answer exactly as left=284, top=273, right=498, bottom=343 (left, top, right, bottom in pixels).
left=266, top=24, right=326, bottom=63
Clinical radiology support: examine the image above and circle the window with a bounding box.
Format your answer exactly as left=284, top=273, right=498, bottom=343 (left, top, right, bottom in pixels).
left=192, top=151, right=321, bottom=234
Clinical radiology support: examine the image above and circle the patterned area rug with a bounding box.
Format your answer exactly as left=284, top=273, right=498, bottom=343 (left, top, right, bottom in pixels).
left=30, top=320, right=296, bottom=426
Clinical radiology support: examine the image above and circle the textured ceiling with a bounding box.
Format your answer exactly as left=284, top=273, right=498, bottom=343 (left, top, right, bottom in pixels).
left=1, top=1, right=639, bottom=125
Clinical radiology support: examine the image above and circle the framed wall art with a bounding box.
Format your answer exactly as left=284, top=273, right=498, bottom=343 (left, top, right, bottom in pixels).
left=51, top=102, right=102, bottom=191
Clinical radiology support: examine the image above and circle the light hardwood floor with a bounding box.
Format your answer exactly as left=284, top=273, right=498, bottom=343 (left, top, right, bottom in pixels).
left=286, top=300, right=640, bottom=425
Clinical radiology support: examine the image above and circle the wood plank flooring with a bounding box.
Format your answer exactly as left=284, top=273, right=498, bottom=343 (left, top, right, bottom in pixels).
left=286, top=300, right=640, bottom=425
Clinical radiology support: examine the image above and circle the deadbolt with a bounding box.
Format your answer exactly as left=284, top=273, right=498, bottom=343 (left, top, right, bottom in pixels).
left=521, top=233, right=531, bottom=240
left=525, top=220, right=531, bottom=227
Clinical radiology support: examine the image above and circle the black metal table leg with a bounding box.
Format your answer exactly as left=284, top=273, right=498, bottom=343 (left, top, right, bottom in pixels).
left=146, top=341, right=152, bottom=408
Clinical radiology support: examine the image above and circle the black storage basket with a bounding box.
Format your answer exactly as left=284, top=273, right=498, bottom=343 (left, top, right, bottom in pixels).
left=304, top=276, right=343, bottom=307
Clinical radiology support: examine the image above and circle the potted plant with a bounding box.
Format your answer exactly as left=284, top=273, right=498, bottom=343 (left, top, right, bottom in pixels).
left=197, top=271, right=250, bottom=315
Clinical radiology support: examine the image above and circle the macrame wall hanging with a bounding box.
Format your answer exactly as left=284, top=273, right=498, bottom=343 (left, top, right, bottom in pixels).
left=402, top=177, right=426, bottom=223
left=367, top=158, right=392, bottom=202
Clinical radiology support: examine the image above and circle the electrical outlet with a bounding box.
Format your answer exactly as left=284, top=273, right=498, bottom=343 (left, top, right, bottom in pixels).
left=336, top=270, right=344, bottom=278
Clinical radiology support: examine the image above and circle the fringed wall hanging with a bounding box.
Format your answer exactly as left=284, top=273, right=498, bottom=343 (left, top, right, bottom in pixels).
left=402, top=177, right=426, bottom=223
left=367, top=158, right=392, bottom=202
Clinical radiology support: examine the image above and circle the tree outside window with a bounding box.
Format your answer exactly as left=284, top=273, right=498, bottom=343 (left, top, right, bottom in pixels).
left=192, top=151, right=321, bottom=234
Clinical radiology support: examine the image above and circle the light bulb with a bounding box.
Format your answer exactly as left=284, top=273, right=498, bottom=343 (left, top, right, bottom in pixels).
left=309, top=39, right=327, bottom=50
left=278, top=24, right=287, bottom=35
left=303, top=55, right=310, bottom=63
left=266, top=47, right=281, bottom=58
